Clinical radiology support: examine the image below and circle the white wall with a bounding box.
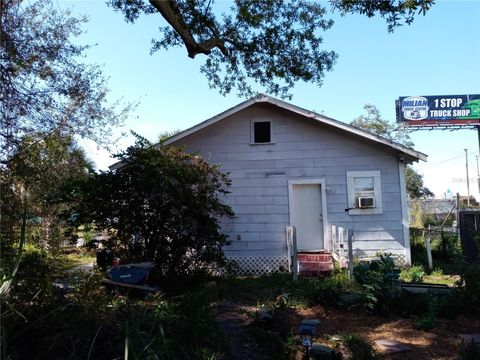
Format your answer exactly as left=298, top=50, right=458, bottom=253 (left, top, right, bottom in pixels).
left=172, top=103, right=405, bottom=258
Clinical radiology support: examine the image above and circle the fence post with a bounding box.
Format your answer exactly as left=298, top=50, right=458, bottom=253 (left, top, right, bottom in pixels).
left=347, top=229, right=354, bottom=283
left=425, top=225, right=433, bottom=270
left=339, top=227, right=345, bottom=261
left=286, top=226, right=293, bottom=271
left=331, top=225, right=336, bottom=254
left=292, top=227, right=298, bottom=282
left=456, top=192, right=460, bottom=241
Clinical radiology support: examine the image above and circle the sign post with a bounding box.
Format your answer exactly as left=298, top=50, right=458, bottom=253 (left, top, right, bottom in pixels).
left=465, top=149, right=471, bottom=206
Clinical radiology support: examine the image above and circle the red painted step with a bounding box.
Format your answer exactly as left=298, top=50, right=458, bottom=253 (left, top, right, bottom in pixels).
left=297, top=253, right=332, bottom=262
left=297, top=251, right=333, bottom=277
left=299, top=262, right=334, bottom=272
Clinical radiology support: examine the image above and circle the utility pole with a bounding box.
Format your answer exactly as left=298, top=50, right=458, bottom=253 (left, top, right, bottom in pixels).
left=476, top=155, right=480, bottom=194
left=465, top=149, right=470, bottom=207
left=456, top=192, right=460, bottom=239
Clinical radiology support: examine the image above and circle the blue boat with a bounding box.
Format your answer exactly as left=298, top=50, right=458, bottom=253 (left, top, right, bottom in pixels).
left=108, top=262, right=153, bottom=285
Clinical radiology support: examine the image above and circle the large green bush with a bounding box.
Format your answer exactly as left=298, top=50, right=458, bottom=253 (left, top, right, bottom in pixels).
left=59, top=136, right=234, bottom=280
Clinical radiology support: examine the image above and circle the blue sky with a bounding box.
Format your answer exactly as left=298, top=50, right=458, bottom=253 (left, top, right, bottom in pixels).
left=62, top=0, right=480, bottom=199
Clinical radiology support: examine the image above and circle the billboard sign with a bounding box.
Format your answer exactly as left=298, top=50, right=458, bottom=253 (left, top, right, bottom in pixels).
left=397, top=94, right=480, bottom=126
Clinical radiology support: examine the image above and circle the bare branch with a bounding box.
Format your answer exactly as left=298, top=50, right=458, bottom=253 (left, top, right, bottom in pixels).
left=149, top=0, right=227, bottom=58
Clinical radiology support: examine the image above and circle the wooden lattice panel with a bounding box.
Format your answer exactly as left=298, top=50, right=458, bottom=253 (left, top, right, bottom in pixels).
left=228, top=256, right=289, bottom=276
left=394, top=253, right=407, bottom=266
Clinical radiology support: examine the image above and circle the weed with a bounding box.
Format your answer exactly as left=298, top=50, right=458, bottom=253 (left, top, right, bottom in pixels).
left=221, top=273, right=315, bottom=309
left=274, top=292, right=290, bottom=310
left=343, top=334, right=380, bottom=360
left=415, top=296, right=438, bottom=331
left=431, top=268, right=445, bottom=277
left=353, top=253, right=401, bottom=312
left=4, top=254, right=226, bottom=360
left=455, top=260, right=480, bottom=316
left=400, top=265, right=425, bottom=283
left=249, top=327, right=290, bottom=359
left=308, top=268, right=351, bottom=306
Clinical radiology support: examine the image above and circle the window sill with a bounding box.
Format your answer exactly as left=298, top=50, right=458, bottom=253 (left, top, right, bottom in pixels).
left=348, top=208, right=383, bottom=216
left=249, top=142, right=275, bottom=146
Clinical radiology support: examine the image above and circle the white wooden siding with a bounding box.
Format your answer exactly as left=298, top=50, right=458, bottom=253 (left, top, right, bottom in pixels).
left=172, top=103, right=406, bottom=258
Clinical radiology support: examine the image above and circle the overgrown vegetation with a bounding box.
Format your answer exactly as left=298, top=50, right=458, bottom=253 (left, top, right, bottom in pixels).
left=2, top=245, right=226, bottom=359
left=343, top=334, right=380, bottom=360
left=400, top=265, right=425, bottom=283
left=57, top=135, right=234, bottom=281
left=1, top=131, right=235, bottom=358
left=3, top=244, right=480, bottom=358
left=409, top=227, right=463, bottom=275
left=221, top=269, right=351, bottom=309
left=352, top=253, right=401, bottom=312
left=1, top=132, right=235, bottom=358
left=0, top=1, right=456, bottom=359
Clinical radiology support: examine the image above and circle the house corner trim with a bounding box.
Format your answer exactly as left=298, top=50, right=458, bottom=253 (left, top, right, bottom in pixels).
left=399, top=162, right=412, bottom=265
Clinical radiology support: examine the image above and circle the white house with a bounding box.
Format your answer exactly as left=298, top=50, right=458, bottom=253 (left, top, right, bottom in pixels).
left=163, top=94, right=427, bottom=275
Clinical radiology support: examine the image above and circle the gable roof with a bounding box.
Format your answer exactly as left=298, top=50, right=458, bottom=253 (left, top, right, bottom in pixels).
left=164, top=93, right=427, bottom=163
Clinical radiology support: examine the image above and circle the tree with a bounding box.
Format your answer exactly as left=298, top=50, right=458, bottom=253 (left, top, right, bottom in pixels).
left=2, top=132, right=94, bottom=249
left=61, top=136, right=234, bottom=279
left=351, top=104, right=413, bottom=147
left=405, top=166, right=434, bottom=198
left=351, top=104, right=433, bottom=198
left=108, top=0, right=434, bottom=98
left=158, top=129, right=182, bottom=143
left=0, top=0, right=132, bottom=165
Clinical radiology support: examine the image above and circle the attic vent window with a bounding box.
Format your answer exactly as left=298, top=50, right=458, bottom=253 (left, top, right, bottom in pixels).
left=253, top=121, right=271, bottom=143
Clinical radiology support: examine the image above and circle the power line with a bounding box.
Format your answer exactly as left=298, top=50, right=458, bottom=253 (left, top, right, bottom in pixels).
left=415, top=151, right=480, bottom=171
left=415, top=152, right=465, bottom=170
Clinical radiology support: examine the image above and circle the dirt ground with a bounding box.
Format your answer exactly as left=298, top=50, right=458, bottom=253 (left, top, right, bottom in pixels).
left=299, top=306, right=479, bottom=359
left=215, top=301, right=480, bottom=359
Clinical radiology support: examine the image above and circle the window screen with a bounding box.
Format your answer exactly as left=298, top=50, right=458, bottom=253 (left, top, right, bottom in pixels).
left=253, top=121, right=271, bottom=143
left=354, top=177, right=374, bottom=192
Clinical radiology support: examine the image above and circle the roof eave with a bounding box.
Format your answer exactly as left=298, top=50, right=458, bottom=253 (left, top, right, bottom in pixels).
left=265, top=98, right=428, bottom=163
left=163, top=96, right=261, bottom=146
left=155, top=93, right=428, bottom=164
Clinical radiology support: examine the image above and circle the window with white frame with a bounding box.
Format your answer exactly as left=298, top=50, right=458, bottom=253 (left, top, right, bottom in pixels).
left=251, top=120, right=272, bottom=144
left=346, top=170, right=383, bottom=215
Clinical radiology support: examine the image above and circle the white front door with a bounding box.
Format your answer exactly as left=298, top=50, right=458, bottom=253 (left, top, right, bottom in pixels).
left=290, top=183, right=324, bottom=250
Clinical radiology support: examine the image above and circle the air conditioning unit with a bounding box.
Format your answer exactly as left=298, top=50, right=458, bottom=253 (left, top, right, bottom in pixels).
left=357, top=196, right=375, bottom=208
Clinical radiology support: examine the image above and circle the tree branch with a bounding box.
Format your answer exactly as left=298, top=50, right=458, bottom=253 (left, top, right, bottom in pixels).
left=149, top=0, right=227, bottom=58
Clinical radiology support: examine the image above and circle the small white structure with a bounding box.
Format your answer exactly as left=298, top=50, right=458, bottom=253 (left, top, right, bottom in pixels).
left=164, top=94, right=427, bottom=274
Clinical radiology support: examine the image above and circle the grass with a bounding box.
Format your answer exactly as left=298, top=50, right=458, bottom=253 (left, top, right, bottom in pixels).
left=6, top=245, right=476, bottom=360
left=400, top=265, right=459, bottom=286
left=409, top=228, right=465, bottom=286
left=221, top=273, right=311, bottom=307
left=423, top=272, right=459, bottom=286
left=53, top=249, right=96, bottom=272
left=5, top=251, right=227, bottom=360
left=220, top=269, right=352, bottom=309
